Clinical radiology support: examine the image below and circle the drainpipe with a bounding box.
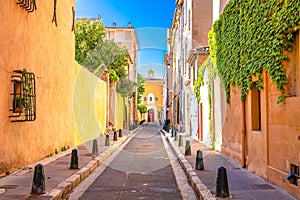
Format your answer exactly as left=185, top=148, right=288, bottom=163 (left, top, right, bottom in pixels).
left=241, top=100, right=246, bottom=168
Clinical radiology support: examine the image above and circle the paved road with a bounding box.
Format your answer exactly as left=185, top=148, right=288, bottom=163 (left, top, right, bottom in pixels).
left=70, top=123, right=196, bottom=200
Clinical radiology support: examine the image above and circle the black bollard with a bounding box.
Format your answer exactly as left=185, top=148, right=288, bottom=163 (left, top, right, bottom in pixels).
left=216, top=166, right=230, bottom=198
left=119, top=129, right=122, bottom=137
left=113, top=131, right=118, bottom=141
left=92, top=139, right=98, bottom=155
left=70, top=148, right=79, bottom=169
left=105, top=134, right=110, bottom=146
left=178, top=135, right=183, bottom=147
left=171, top=128, right=174, bottom=137
left=185, top=140, right=191, bottom=156
left=195, top=150, right=204, bottom=170
left=174, top=131, right=178, bottom=141
left=31, top=164, right=45, bottom=194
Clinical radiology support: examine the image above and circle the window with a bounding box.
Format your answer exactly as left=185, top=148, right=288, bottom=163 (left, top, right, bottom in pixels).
left=155, top=97, right=158, bottom=101
left=144, top=97, right=146, bottom=101
left=287, top=164, right=299, bottom=186
left=12, top=78, right=22, bottom=113
left=251, top=83, right=261, bottom=131
left=147, top=93, right=154, bottom=103
left=10, top=69, right=36, bottom=122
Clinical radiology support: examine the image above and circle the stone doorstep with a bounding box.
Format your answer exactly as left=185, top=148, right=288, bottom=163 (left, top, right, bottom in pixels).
left=162, top=129, right=216, bottom=200
left=44, top=129, right=138, bottom=199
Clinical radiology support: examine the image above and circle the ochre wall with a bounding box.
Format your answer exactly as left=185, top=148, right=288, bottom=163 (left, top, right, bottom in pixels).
left=221, top=86, right=243, bottom=164
left=0, top=1, right=75, bottom=175
left=115, top=93, right=124, bottom=130
left=73, top=63, right=107, bottom=146
left=244, top=72, right=268, bottom=178
left=222, top=71, right=300, bottom=198
left=143, top=81, right=164, bottom=122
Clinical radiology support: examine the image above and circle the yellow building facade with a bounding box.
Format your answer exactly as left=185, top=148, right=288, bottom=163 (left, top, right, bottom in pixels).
left=141, top=70, right=164, bottom=123
left=0, top=1, right=76, bottom=175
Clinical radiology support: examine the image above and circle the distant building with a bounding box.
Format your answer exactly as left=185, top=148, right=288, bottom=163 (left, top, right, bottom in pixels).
left=105, top=23, right=140, bottom=129
left=142, top=70, right=164, bottom=123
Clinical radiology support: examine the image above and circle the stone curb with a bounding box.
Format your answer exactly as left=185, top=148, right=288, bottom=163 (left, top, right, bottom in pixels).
left=161, top=129, right=216, bottom=200
left=44, top=128, right=140, bottom=200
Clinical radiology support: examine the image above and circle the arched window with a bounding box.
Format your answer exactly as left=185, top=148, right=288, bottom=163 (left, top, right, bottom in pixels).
left=147, top=93, right=154, bottom=103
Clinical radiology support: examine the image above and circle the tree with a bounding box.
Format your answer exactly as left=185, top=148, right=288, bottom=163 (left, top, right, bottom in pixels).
left=137, top=104, right=147, bottom=119
left=75, top=18, right=134, bottom=96
left=82, top=40, right=130, bottom=82
left=75, top=18, right=106, bottom=64
left=116, top=75, right=135, bottom=98
left=137, top=73, right=145, bottom=104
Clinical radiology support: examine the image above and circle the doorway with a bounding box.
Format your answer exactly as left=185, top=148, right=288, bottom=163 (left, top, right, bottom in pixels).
left=147, top=109, right=154, bottom=122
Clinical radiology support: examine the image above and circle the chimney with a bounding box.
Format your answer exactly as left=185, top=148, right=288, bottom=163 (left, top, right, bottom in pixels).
left=128, top=22, right=132, bottom=27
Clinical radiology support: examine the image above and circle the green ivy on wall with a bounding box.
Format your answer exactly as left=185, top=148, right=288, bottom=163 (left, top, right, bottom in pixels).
left=194, top=56, right=216, bottom=148
left=194, top=56, right=217, bottom=101
left=208, top=0, right=300, bottom=103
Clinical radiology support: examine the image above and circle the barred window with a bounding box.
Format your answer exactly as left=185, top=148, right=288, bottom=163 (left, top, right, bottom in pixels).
left=10, top=69, right=36, bottom=122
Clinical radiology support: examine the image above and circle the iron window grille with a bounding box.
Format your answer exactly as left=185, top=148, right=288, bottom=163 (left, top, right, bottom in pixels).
left=10, top=69, right=36, bottom=122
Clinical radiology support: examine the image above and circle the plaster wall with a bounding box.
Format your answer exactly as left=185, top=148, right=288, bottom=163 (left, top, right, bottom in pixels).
left=73, top=63, right=107, bottom=146
left=0, top=1, right=75, bottom=175
left=213, top=76, right=226, bottom=151
left=143, top=81, right=164, bottom=122
left=222, top=72, right=300, bottom=198
left=115, top=93, right=124, bottom=130
left=200, top=70, right=212, bottom=147
left=267, top=64, right=300, bottom=197
left=192, top=0, right=213, bottom=48
left=244, top=72, right=268, bottom=178
left=221, top=86, right=243, bottom=164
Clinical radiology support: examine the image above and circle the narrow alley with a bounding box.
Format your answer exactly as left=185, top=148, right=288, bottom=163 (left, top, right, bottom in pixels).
left=69, top=123, right=197, bottom=200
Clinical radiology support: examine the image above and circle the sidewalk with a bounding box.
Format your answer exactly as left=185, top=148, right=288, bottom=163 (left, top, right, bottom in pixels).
left=163, top=130, right=298, bottom=200
left=0, top=129, right=139, bottom=200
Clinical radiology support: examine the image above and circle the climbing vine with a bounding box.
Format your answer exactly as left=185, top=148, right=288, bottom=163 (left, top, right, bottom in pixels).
left=208, top=0, right=300, bottom=103
left=194, top=56, right=216, bottom=148
left=194, top=56, right=216, bottom=102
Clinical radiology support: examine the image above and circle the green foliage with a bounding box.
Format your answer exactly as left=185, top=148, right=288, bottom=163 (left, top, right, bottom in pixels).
left=15, top=69, right=35, bottom=113
left=75, top=18, right=106, bottom=64
left=137, top=74, right=145, bottom=104
left=209, top=0, right=300, bottom=103
left=194, top=56, right=216, bottom=102
left=82, top=39, right=130, bottom=82
left=193, top=56, right=215, bottom=148
left=116, top=75, right=136, bottom=98
left=61, top=146, right=68, bottom=151
left=109, top=69, right=120, bottom=82
left=137, top=104, right=147, bottom=114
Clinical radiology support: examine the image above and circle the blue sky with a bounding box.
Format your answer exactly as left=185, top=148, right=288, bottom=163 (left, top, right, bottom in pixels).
left=76, top=0, right=176, bottom=78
